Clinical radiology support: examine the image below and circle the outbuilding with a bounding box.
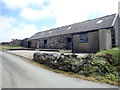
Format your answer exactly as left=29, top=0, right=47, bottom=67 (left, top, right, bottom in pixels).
left=27, top=14, right=120, bottom=53
left=10, top=39, right=22, bottom=47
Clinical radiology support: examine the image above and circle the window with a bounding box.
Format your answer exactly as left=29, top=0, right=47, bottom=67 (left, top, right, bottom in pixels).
left=41, top=33, right=44, bottom=35
left=97, top=20, right=103, bottom=24
left=49, top=31, right=52, bottom=33
left=80, top=33, right=88, bottom=43
left=67, top=26, right=72, bottom=30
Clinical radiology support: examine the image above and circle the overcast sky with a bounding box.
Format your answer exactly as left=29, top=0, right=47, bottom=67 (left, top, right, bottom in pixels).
left=0, top=0, right=119, bottom=42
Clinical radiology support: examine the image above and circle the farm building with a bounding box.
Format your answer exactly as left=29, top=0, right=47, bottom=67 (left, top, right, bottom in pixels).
left=10, top=38, right=28, bottom=47
left=27, top=14, right=120, bottom=53
left=0, top=42, right=10, bottom=46
left=21, top=38, right=28, bottom=47
left=10, top=39, right=22, bottom=47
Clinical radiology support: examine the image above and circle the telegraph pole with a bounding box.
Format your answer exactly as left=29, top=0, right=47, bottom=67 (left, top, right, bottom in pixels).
left=118, top=2, right=120, bottom=47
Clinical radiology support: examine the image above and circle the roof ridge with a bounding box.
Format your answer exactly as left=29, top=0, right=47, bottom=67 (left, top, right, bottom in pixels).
left=28, top=13, right=116, bottom=40
left=111, top=13, right=118, bottom=26
left=71, top=13, right=116, bottom=25
left=36, top=13, right=116, bottom=34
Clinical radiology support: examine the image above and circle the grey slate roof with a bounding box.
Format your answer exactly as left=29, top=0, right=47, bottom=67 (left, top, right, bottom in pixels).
left=28, top=14, right=117, bottom=41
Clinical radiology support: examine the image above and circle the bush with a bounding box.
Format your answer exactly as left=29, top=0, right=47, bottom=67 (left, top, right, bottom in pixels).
left=33, top=51, right=120, bottom=84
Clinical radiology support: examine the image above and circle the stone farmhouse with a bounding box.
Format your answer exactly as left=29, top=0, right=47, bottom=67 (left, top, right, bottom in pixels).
left=10, top=38, right=28, bottom=47
left=27, top=14, right=120, bottom=53
left=10, top=39, right=22, bottom=47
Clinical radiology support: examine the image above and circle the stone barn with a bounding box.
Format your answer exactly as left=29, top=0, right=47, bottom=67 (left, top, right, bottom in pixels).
left=27, top=14, right=120, bottom=53
left=21, top=38, right=28, bottom=47
left=10, top=39, right=22, bottom=47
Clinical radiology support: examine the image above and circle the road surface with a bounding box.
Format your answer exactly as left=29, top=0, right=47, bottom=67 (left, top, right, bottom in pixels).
left=7, top=50, right=87, bottom=60
left=0, top=51, right=118, bottom=88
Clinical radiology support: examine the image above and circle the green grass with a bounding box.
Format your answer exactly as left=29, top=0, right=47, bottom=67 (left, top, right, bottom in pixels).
left=30, top=60, right=120, bottom=86
left=31, top=47, right=119, bottom=86
left=30, top=47, right=120, bottom=86
left=0, top=45, right=23, bottom=49
left=4, top=46, right=120, bottom=86
left=98, top=47, right=120, bottom=60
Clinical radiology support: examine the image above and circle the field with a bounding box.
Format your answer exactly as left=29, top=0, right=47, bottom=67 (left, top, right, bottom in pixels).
left=99, top=47, right=120, bottom=61
left=0, top=45, right=23, bottom=50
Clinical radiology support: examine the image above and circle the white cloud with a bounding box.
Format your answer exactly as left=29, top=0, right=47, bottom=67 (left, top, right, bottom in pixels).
left=3, top=0, right=118, bottom=26
left=1, top=0, right=47, bottom=9
left=0, top=0, right=119, bottom=42
left=0, top=16, right=16, bottom=42
left=0, top=16, right=38, bottom=42
left=49, top=0, right=119, bottom=27
left=12, top=24, right=38, bottom=39
left=20, top=7, right=53, bottom=20
left=49, top=0, right=88, bottom=26
left=40, top=26, right=51, bottom=32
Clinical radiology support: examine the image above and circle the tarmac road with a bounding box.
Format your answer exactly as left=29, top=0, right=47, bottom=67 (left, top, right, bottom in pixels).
left=0, top=51, right=118, bottom=88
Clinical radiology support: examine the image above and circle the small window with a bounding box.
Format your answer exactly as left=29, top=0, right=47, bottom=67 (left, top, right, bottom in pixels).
left=67, top=26, right=72, bottom=30
left=41, top=33, right=44, bottom=35
left=97, top=20, right=103, bottom=24
left=49, top=31, right=52, bottom=33
left=80, top=33, right=88, bottom=43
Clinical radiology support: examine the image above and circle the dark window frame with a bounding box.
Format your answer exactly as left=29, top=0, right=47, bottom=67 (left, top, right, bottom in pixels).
left=80, top=33, right=88, bottom=43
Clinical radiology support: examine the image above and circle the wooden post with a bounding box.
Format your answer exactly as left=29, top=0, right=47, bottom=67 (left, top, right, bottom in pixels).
left=118, top=2, right=120, bottom=46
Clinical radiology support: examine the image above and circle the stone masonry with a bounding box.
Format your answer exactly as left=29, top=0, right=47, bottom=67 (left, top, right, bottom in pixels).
left=30, top=34, right=72, bottom=49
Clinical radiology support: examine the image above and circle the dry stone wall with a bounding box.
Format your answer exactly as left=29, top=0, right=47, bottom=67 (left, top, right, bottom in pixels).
left=33, top=52, right=119, bottom=77
left=33, top=52, right=80, bottom=72
left=31, top=34, right=72, bottom=49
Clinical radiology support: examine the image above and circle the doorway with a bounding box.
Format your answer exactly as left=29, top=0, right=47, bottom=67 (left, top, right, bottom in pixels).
left=28, top=42, right=31, bottom=48
left=67, top=38, right=72, bottom=50
left=44, top=40, right=47, bottom=49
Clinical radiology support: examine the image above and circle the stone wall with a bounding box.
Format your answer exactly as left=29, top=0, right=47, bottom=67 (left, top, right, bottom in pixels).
left=33, top=52, right=83, bottom=73
left=114, top=15, right=120, bottom=47
left=31, top=40, right=37, bottom=48
left=33, top=52, right=119, bottom=77
left=31, top=34, right=72, bottom=49
left=29, top=28, right=116, bottom=52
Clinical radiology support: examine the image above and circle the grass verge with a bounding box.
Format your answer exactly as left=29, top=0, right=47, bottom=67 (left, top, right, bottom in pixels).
left=29, top=47, right=120, bottom=86
left=98, top=47, right=120, bottom=60
left=30, top=60, right=119, bottom=86
left=5, top=47, right=120, bottom=86
left=0, top=45, right=23, bottom=49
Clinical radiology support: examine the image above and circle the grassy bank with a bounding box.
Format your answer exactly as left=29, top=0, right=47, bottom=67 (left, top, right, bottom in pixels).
left=98, top=47, right=120, bottom=60
left=0, top=45, right=23, bottom=50
left=31, top=60, right=119, bottom=86
left=3, top=46, right=119, bottom=86
left=31, top=47, right=120, bottom=86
